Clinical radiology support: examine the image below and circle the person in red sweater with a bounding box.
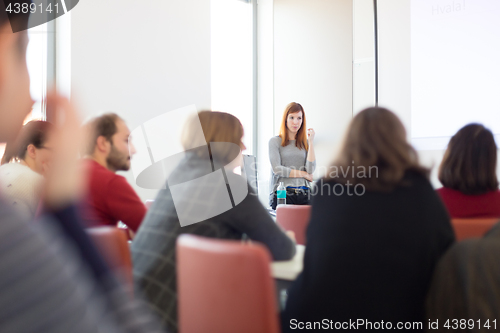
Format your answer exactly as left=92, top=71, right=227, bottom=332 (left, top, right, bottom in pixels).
left=436, top=123, right=500, bottom=218
left=82, top=113, right=146, bottom=232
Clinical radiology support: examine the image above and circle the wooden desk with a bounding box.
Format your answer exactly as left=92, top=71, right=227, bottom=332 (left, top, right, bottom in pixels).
left=271, top=245, right=305, bottom=281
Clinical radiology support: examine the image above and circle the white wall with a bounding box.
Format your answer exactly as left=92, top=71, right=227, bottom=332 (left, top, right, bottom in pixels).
left=273, top=0, right=353, bottom=182
left=256, top=0, right=276, bottom=204
left=70, top=0, right=211, bottom=201
left=353, top=0, right=375, bottom=113
left=378, top=0, right=446, bottom=187
left=377, top=0, right=411, bottom=132
left=377, top=0, right=500, bottom=187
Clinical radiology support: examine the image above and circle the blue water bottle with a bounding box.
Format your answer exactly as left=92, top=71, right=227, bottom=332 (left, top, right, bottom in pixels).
left=277, top=182, right=286, bottom=206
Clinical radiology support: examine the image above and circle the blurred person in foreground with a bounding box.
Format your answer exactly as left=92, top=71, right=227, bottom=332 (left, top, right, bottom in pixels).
left=131, top=111, right=296, bottom=332
left=0, top=2, right=164, bottom=332
left=436, top=123, right=500, bottom=218
left=81, top=113, right=146, bottom=233
left=426, top=222, right=500, bottom=332
left=281, top=107, right=455, bottom=332
left=0, top=121, right=54, bottom=219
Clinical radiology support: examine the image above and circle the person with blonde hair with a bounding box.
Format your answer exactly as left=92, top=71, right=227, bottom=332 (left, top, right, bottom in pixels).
left=282, top=107, right=454, bottom=332
left=269, top=102, right=316, bottom=209
left=132, top=110, right=296, bottom=332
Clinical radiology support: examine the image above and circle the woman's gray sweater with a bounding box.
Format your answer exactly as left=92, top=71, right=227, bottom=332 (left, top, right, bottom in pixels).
left=269, top=136, right=316, bottom=195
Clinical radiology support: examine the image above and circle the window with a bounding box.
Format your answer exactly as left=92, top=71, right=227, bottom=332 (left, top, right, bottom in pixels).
left=0, top=23, right=48, bottom=161
left=27, top=22, right=48, bottom=121
left=211, top=0, right=254, bottom=154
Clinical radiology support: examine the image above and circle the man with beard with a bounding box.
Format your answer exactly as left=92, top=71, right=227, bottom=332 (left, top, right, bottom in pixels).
left=83, top=113, right=146, bottom=232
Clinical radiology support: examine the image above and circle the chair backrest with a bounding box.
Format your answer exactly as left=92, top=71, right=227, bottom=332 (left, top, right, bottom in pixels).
left=451, top=218, right=500, bottom=241
left=176, top=234, right=280, bottom=333
left=275, top=205, right=312, bottom=245
left=86, top=226, right=133, bottom=287
left=145, top=199, right=155, bottom=209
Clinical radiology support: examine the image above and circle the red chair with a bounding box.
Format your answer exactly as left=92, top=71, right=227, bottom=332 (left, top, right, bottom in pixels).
left=275, top=205, right=312, bottom=245
left=176, top=234, right=280, bottom=333
left=451, top=218, right=499, bottom=241
left=86, top=226, right=134, bottom=288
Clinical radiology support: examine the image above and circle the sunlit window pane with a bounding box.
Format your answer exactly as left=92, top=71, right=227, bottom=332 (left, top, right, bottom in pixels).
left=27, top=23, right=48, bottom=121
left=211, top=0, right=254, bottom=154
left=0, top=24, right=47, bottom=162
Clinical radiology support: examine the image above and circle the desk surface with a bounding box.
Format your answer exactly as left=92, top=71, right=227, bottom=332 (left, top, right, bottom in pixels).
left=271, top=245, right=305, bottom=281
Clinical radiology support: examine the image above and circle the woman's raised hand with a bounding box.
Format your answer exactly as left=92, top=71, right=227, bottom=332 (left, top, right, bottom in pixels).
left=307, top=128, right=315, bottom=142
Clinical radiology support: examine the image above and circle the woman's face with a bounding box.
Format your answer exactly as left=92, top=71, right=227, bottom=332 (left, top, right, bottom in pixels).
left=286, top=111, right=303, bottom=134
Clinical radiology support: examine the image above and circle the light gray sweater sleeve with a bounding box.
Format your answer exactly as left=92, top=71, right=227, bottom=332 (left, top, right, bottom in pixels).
left=305, top=159, right=316, bottom=174
left=269, top=137, right=292, bottom=177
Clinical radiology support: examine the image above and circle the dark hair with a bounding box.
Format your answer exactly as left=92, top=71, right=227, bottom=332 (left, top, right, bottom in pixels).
left=329, top=107, right=429, bottom=191
left=0, top=1, right=32, bottom=32
left=1, top=121, right=54, bottom=164
left=439, top=123, right=498, bottom=195
left=84, top=113, right=123, bottom=155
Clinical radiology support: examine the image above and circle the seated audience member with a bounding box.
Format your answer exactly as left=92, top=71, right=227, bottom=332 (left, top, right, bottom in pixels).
left=82, top=113, right=146, bottom=232
left=0, top=121, right=54, bottom=219
left=282, top=107, right=455, bottom=332
left=436, top=124, right=500, bottom=218
left=131, top=111, right=296, bottom=332
left=0, top=4, right=163, bottom=332
left=427, top=222, right=500, bottom=331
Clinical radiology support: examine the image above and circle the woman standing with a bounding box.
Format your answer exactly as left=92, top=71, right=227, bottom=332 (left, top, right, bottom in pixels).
left=269, top=102, right=316, bottom=209
left=282, top=107, right=455, bottom=332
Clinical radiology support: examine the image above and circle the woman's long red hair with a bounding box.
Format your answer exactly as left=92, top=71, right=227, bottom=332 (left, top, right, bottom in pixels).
left=279, top=102, right=308, bottom=150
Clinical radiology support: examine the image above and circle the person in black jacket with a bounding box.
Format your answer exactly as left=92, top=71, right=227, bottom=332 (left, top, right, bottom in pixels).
left=282, top=107, right=455, bottom=332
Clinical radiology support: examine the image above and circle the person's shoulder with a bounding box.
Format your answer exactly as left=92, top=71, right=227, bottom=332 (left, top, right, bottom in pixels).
left=85, top=159, right=116, bottom=182
left=269, top=136, right=282, bottom=145
left=436, top=186, right=460, bottom=197
left=0, top=163, right=42, bottom=183
left=108, top=172, right=136, bottom=192
left=403, top=168, right=427, bottom=179
left=85, top=159, right=110, bottom=173
left=435, top=186, right=450, bottom=196
left=0, top=162, right=34, bottom=174
left=486, top=188, right=500, bottom=198
left=402, top=168, right=433, bottom=188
